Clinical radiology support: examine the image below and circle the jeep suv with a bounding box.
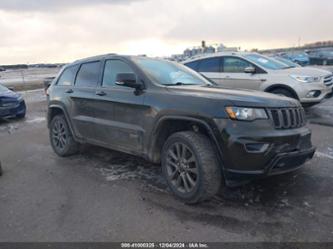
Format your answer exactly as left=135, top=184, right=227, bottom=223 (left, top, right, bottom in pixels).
left=183, top=52, right=333, bottom=106
left=47, top=54, right=315, bottom=203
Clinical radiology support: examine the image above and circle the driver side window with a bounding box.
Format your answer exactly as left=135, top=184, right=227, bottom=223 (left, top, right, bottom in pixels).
left=223, top=57, right=252, bottom=73
left=102, top=60, right=135, bottom=87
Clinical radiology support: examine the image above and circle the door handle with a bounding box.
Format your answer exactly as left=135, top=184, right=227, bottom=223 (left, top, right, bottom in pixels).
left=96, top=90, right=106, bottom=96
left=65, top=89, right=73, bottom=94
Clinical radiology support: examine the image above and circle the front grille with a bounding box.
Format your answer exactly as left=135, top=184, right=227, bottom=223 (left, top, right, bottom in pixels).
left=268, top=107, right=306, bottom=129
left=324, top=74, right=333, bottom=86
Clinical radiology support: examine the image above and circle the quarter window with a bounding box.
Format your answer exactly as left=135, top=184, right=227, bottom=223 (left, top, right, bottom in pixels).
left=75, top=61, right=101, bottom=87
left=102, top=60, right=135, bottom=87
left=198, top=58, right=221, bottom=72
left=185, top=61, right=199, bottom=71
left=223, top=57, right=252, bottom=73
left=57, top=65, right=79, bottom=86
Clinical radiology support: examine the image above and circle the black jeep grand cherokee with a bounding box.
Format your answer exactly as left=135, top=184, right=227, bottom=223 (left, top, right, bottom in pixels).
left=47, top=54, right=315, bottom=203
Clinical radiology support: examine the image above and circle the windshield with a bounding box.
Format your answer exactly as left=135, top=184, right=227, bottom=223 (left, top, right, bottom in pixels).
left=244, top=53, right=290, bottom=70
left=0, top=84, right=9, bottom=93
left=133, top=57, right=211, bottom=86
left=272, top=56, right=299, bottom=68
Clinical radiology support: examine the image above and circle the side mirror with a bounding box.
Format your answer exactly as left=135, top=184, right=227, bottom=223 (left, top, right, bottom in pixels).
left=244, top=66, right=256, bottom=74
left=115, top=73, right=142, bottom=89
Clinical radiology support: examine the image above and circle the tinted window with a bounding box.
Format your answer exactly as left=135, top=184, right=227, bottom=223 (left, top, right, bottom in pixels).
left=184, top=61, right=199, bottom=71
left=102, top=60, right=135, bottom=87
left=198, top=58, right=221, bottom=72
left=223, top=57, right=252, bottom=73
left=75, top=61, right=101, bottom=87
left=57, top=65, right=79, bottom=86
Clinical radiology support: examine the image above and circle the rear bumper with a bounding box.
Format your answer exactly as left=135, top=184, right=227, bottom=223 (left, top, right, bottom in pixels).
left=0, top=100, right=26, bottom=118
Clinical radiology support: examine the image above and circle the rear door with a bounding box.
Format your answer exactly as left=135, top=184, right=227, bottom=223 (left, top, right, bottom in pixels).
left=93, top=59, right=146, bottom=153
left=70, top=61, right=102, bottom=141
left=220, top=56, right=264, bottom=90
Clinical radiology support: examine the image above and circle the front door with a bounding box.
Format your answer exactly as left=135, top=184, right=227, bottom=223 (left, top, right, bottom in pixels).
left=93, top=59, right=146, bottom=154
left=219, top=56, right=264, bottom=90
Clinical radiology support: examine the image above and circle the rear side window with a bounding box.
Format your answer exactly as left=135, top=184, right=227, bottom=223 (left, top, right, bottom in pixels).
left=102, top=60, right=135, bottom=87
left=198, top=58, right=221, bottom=72
left=57, top=65, right=79, bottom=86
left=75, top=61, right=101, bottom=87
left=184, top=61, right=199, bottom=71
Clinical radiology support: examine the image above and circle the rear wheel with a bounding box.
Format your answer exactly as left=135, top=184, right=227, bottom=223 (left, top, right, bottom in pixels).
left=49, top=114, right=78, bottom=157
left=161, top=131, right=222, bottom=204
left=269, top=88, right=296, bottom=99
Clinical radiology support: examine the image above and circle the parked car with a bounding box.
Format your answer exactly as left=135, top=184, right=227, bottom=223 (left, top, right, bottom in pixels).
left=183, top=52, right=333, bottom=107
left=278, top=52, right=310, bottom=66
left=0, top=84, right=26, bottom=119
left=306, top=49, right=333, bottom=65
left=271, top=56, right=301, bottom=68
left=47, top=54, right=315, bottom=203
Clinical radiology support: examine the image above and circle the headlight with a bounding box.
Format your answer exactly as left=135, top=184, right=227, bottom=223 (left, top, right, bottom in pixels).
left=225, top=107, right=268, bottom=121
left=290, top=74, right=321, bottom=83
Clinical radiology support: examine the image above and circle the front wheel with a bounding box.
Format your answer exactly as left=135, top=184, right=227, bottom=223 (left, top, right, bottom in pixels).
left=161, top=131, right=222, bottom=204
left=49, top=114, right=78, bottom=157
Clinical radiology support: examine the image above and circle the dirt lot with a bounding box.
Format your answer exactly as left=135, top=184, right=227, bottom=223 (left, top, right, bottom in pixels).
left=0, top=68, right=60, bottom=91
left=0, top=89, right=333, bottom=242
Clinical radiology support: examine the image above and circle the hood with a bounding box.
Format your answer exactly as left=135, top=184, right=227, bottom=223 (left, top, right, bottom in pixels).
left=0, top=89, right=21, bottom=98
left=275, top=67, right=332, bottom=77
left=0, top=90, right=22, bottom=105
left=166, top=85, right=300, bottom=108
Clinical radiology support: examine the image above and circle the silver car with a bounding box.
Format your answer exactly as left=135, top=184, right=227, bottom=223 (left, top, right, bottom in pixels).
left=183, top=52, right=333, bottom=106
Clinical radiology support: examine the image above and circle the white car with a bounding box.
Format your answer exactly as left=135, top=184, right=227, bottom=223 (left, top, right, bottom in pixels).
left=183, top=52, right=333, bottom=106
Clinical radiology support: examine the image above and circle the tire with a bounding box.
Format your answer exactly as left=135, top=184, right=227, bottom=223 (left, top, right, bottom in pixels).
left=269, top=88, right=296, bottom=99
left=161, top=131, right=222, bottom=204
left=49, top=114, right=78, bottom=157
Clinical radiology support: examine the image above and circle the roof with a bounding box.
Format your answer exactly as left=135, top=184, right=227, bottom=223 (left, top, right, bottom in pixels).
left=182, top=51, right=257, bottom=64
left=72, top=53, right=119, bottom=64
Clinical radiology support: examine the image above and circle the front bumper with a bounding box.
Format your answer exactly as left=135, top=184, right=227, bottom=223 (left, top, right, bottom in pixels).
left=213, top=119, right=315, bottom=183
left=0, top=100, right=26, bottom=118
left=298, top=84, right=333, bottom=104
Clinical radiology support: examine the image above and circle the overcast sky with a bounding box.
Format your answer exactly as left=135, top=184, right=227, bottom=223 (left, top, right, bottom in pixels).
left=0, top=0, right=332, bottom=64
